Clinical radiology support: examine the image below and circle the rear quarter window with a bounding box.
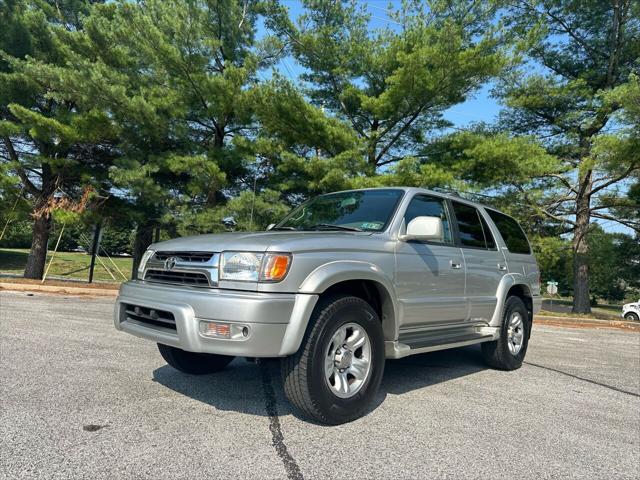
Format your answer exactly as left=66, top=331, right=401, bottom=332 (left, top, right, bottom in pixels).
left=486, top=209, right=531, bottom=254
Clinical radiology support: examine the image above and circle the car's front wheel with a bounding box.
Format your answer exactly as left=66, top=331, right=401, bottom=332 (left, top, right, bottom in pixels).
left=281, top=295, right=385, bottom=425
left=624, top=312, right=639, bottom=322
left=158, top=343, right=234, bottom=374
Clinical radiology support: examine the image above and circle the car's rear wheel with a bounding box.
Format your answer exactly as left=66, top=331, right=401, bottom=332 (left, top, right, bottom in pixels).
left=281, top=294, right=385, bottom=425
left=624, top=312, right=639, bottom=322
left=158, top=343, right=234, bottom=374
left=481, top=296, right=530, bottom=370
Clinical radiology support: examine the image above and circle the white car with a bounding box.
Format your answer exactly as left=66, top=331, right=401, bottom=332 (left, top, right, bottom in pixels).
left=622, top=300, right=640, bottom=321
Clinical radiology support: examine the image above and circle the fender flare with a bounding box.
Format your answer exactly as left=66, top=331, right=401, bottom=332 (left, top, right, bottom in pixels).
left=491, top=274, right=533, bottom=327
left=296, top=261, right=398, bottom=340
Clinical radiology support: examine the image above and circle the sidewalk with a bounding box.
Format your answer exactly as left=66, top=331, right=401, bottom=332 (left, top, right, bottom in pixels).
left=0, top=278, right=119, bottom=297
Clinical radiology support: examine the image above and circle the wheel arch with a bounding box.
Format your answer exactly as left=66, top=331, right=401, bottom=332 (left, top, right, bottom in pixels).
left=298, top=261, right=398, bottom=341
left=491, top=275, right=534, bottom=330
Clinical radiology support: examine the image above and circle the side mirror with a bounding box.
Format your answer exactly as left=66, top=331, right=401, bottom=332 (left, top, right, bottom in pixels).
left=399, top=216, right=443, bottom=242
left=266, top=223, right=275, bottom=231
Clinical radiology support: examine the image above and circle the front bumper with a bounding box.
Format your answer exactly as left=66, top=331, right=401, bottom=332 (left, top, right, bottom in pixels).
left=114, top=281, right=318, bottom=357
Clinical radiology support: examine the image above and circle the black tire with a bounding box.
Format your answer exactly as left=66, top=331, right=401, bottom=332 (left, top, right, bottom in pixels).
left=624, top=312, right=639, bottom=322
left=157, top=343, right=234, bottom=374
left=481, top=296, right=530, bottom=371
left=281, top=294, right=385, bottom=425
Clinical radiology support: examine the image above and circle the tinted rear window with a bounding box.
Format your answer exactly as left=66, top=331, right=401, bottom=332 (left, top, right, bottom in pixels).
left=486, top=210, right=531, bottom=254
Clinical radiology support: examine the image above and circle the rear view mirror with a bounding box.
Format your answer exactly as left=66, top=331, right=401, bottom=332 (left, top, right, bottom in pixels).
left=400, top=216, right=443, bottom=242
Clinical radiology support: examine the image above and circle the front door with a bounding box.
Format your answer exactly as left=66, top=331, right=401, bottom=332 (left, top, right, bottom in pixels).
left=451, top=201, right=507, bottom=323
left=395, top=194, right=466, bottom=329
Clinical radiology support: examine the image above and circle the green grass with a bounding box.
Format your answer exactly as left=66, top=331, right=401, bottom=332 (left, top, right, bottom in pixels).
left=543, top=296, right=621, bottom=308
left=0, top=248, right=132, bottom=283
left=539, top=309, right=620, bottom=321
left=543, top=296, right=622, bottom=317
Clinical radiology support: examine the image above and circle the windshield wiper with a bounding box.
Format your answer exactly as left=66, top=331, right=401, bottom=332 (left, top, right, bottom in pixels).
left=270, top=226, right=296, bottom=231
left=307, top=223, right=363, bottom=232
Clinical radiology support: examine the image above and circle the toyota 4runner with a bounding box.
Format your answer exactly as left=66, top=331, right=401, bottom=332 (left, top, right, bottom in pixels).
left=114, top=187, right=542, bottom=424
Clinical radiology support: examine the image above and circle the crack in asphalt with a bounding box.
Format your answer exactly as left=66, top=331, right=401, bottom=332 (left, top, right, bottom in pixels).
left=525, top=361, right=640, bottom=398
left=260, top=363, right=303, bottom=480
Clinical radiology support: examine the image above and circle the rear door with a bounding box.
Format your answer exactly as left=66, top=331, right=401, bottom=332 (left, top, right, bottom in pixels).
left=485, top=208, right=540, bottom=296
left=394, top=194, right=466, bottom=328
left=450, top=201, right=507, bottom=323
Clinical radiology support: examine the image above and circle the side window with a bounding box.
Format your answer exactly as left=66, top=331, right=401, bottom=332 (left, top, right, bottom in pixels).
left=486, top=209, right=531, bottom=254
left=404, top=195, right=454, bottom=244
left=452, top=202, right=494, bottom=249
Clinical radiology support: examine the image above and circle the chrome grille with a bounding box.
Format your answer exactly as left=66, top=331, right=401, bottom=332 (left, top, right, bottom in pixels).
left=144, top=269, right=210, bottom=287
left=154, top=251, right=214, bottom=263
left=143, top=251, right=218, bottom=288
left=124, top=304, right=176, bottom=331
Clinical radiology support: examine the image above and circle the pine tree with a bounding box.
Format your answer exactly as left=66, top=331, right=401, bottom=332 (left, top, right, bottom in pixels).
left=1, top=0, right=116, bottom=278
left=267, top=0, right=505, bottom=174
left=496, top=0, right=640, bottom=313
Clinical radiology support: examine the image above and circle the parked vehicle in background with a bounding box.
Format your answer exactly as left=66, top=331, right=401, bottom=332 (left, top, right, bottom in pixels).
left=114, top=187, right=541, bottom=424
left=622, top=300, right=640, bottom=321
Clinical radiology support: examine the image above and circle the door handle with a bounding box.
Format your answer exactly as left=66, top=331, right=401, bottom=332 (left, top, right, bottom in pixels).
left=498, top=263, right=507, bottom=271
left=450, top=260, right=462, bottom=269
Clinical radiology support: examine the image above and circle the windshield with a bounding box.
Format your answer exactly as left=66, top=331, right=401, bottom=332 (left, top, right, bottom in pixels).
left=274, top=189, right=404, bottom=232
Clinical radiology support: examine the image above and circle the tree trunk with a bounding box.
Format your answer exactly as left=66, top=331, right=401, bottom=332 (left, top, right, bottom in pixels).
left=572, top=173, right=593, bottom=314
left=23, top=213, right=51, bottom=279
left=131, top=222, right=155, bottom=279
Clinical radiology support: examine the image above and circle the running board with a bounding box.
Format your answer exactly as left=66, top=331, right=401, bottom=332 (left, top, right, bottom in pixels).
left=385, top=326, right=500, bottom=359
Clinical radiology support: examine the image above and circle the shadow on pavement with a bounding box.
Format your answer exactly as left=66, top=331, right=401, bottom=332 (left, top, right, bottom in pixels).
left=382, top=345, right=487, bottom=395
left=153, top=359, right=284, bottom=418
left=152, top=345, right=487, bottom=420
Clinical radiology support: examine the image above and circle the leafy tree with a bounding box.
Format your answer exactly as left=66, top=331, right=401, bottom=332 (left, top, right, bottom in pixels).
left=530, top=234, right=572, bottom=294
left=250, top=76, right=362, bottom=201
left=30, top=0, right=289, bottom=275
left=587, top=228, right=625, bottom=302
left=0, top=219, right=32, bottom=248
left=268, top=0, right=506, bottom=177
left=0, top=0, right=115, bottom=278
left=498, top=0, right=640, bottom=313
left=428, top=0, right=640, bottom=313
left=220, top=188, right=290, bottom=232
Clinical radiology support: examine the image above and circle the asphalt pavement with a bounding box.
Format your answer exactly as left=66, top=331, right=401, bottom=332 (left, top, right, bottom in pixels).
left=1, top=291, right=639, bottom=479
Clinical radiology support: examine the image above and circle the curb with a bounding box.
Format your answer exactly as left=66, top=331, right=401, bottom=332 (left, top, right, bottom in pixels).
left=0, top=282, right=119, bottom=297
left=534, top=315, right=640, bottom=332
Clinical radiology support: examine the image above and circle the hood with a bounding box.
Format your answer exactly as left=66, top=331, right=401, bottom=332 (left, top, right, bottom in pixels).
left=150, top=230, right=378, bottom=254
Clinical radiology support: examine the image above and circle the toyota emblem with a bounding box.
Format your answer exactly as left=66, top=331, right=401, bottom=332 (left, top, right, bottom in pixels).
left=164, top=257, right=178, bottom=271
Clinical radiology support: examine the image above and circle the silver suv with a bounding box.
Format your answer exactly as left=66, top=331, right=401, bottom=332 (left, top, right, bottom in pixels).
left=114, top=187, right=541, bottom=424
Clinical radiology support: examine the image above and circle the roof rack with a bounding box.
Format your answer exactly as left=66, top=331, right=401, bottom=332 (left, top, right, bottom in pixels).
left=429, top=187, right=499, bottom=207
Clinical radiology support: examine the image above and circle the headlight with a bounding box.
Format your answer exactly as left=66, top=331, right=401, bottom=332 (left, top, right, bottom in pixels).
left=138, top=249, right=155, bottom=278
left=220, top=252, right=263, bottom=281
left=220, top=252, right=292, bottom=282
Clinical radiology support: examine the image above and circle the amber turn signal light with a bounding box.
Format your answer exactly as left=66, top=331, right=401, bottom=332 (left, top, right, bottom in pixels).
left=260, top=254, right=292, bottom=282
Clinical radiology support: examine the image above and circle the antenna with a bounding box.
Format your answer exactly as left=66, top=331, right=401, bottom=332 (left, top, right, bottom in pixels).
left=249, top=168, right=257, bottom=231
